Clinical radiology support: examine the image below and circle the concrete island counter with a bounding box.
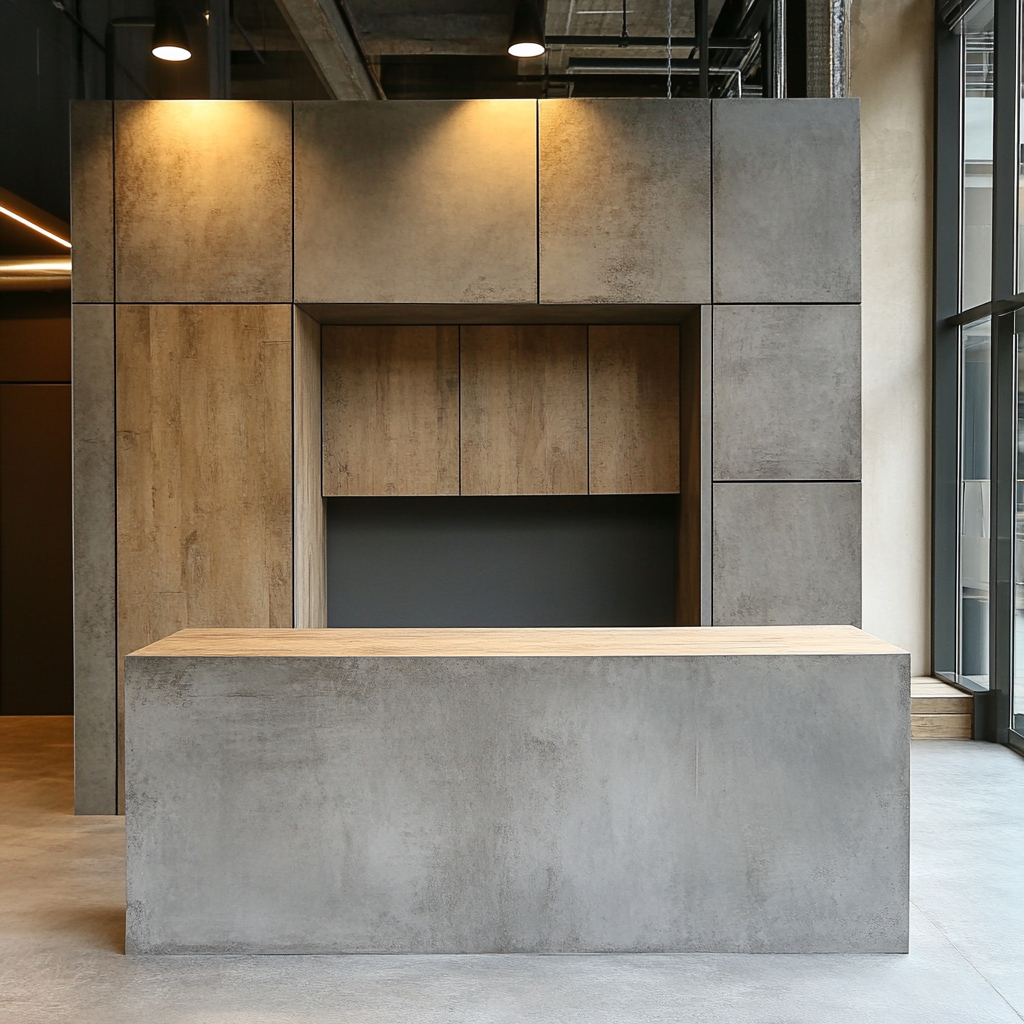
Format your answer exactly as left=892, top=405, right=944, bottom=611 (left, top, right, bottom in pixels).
left=124, top=626, right=909, bottom=955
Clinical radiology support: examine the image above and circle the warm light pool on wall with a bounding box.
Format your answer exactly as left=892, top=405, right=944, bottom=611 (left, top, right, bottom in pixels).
left=151, top=4, right=192, bottom=61
left=508, top=2, right=546, bottom=57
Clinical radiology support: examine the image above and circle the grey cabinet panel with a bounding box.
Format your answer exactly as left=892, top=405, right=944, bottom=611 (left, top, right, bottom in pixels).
left=539, top=99, right=711, bottom=304
left=713, top=304, right=861, bottom=481
left=70, top=102, right=113, bottom=303
left=294, top=100, right=538, bottom=304
left=713, top=482, right=861, bottom=626
left=114, top=101, right=293, bottom=303
left=71, top=303, right=117, bottom=813
left=712, top=99, right=861, bottom=303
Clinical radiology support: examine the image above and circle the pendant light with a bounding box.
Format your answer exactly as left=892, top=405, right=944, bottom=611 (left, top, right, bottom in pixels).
left=508, top=2, right=546, bottom=58
left=151, top=4, right=192, bottom=62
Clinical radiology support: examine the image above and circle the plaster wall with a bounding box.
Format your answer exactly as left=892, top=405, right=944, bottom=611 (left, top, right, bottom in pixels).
left=851, top=0, right=934, bottom=674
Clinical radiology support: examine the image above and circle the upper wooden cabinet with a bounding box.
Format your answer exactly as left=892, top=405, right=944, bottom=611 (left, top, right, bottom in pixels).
left=322, top=326, right=460, bottom=497
left=113, top=102, right=293, bottom=303
left=294, top=101, right=538, bottom=304
left=539, top=99, right=711, bottom=304
left=461, top=325, right=588, bottom=496
left=589, top=326, right=680, bottom=495
left=321, top=323, right=683, bottom=498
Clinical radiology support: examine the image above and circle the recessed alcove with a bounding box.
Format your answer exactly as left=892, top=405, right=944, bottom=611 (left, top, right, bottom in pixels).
left=296, top=304, right=708, bottom=629
left=326, top=495, right=677, bottom=627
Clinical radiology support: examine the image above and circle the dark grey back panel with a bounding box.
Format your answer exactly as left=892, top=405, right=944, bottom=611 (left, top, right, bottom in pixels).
left=326, top=495, right=677, bottom=628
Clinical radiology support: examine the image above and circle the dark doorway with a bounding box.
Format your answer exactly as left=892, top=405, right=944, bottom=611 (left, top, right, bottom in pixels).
left=0, top=305, right=73, bottom=714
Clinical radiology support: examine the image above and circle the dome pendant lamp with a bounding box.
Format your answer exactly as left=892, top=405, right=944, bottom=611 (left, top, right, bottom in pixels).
left=508, top=2, right=546, bottom=58
left=151, top=4, right=192, bottom=61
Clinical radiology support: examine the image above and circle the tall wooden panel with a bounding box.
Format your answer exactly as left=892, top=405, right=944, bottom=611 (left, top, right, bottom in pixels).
left=589, top=325, right=680, bottom=495
left=116, top=304, right=292, bottom=804
left=461, top=325, right=587, bottom=496
left=294, top=308, right=326, bottom=628
left=322, top=326, right=459, bottom=496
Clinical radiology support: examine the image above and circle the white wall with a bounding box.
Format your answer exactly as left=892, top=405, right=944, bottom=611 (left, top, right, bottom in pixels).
left=850, top=0, right=934, bottom=672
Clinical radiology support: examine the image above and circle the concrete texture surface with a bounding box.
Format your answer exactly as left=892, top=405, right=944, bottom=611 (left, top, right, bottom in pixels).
left=712, top=99, right=861, bottom=303
left=71, top=304, right=117, bottom=815
left=539, top=99, right=711, bottom=304
left=852, top=0, right=934, bottom=674
left=713, top=304, right=862, bottom=481
left=294, top=100, right=538, bottom=304
left=113, top=101, right=293, bottom=303
left=713, top=482, right=862, bottom=626
left=125, top=651, right=907, bottom=953
left=2, top=718, right=1022, bottom=1023
left=69, top=102, right=113, bottom=303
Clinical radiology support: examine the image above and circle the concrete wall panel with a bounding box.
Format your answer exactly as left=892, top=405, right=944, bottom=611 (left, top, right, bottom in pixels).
left=70, top=102, right=113, bottom=303
left=713, top=304, right=861, bottom=480
left=713, top=482, right=862, bottom=626
left=114, top=101, right=292, bottom=303
left=712, top=99, right=861, bottom=303
left=72, top=303, right=117, bottom=814
left=539, top=99, right=711, bottom=304
left=294, top=100, right=537, bottom=304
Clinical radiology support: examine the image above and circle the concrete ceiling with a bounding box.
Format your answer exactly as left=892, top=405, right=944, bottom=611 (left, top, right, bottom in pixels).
left=343, top=1, right=729, bottom=56
left=272, top=0, right=751, bottom=100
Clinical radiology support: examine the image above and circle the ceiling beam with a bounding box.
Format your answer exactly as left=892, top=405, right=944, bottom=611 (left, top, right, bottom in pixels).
left=273, top=0, right=382, bottom=99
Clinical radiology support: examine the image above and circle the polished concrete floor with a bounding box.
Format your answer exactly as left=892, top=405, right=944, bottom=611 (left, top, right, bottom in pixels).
left=2, top=715, right=1022, bottom=1024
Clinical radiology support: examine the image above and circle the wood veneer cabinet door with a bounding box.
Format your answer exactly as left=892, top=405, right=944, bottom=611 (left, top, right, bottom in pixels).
left=116, top=303, right=293, bottom=674
left=322, top=325, right=459, bottom=496
left=461, top=325, right=587, bottom=495
left=589, top=325, right=680, bottom=494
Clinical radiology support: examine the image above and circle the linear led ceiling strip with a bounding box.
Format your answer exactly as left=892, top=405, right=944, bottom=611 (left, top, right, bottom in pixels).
left=0, top=205, right=72, bottom=248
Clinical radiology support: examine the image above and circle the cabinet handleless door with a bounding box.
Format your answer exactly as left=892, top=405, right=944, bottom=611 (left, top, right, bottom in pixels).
left=460, top=325, right=588, bottom=496
left=589, top=325, right=680, bottom=494
left=322, top=325, right=460, bottom=497
left=116, top=303, right=293, bottom=668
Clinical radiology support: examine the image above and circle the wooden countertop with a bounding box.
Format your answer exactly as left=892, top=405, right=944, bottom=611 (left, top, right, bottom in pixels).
left=129, top=625, right=906, bottom=659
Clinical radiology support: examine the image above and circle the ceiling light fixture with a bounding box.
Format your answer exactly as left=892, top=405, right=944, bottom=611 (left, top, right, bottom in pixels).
left=151, top=4, right=192, bottom=61
left=0, top=205, right=72, bottom=248
left=508, top=2, right=546, bottom=58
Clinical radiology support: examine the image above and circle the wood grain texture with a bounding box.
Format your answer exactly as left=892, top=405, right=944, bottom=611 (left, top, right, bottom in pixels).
left=911, top=696, right=973, bottom=715
left=71, top=304, right=117, bottom=813
left=589, top=325, right=680, bottom=494
left=114, top=101, right=292, bottom=302
left=130, top=624, right=907, bottom=658
left=322, top=326, right=459, bottom=496
left=70, top=101, right=113, bottom=303
left=910, top=677, right=970, bottom=698
left=911, top=714, right=972, bottom=740
left=676, top=311, right=702, bottom=625
left=293, top=308, right=326, bottom=628
left=116, top=303, right=293, bottom=800
left=460, top=325, right=587, bottom=495
left=294, top=100, right=537, bottom=304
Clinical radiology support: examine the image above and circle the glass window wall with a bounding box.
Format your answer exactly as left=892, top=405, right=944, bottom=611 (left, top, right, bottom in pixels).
left=935, top=0, right=1024, bottom=751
